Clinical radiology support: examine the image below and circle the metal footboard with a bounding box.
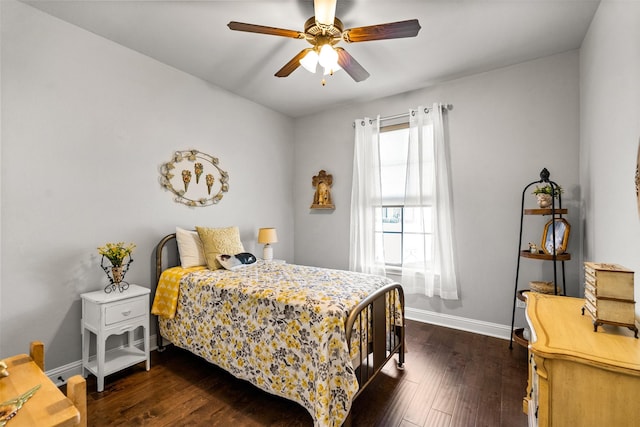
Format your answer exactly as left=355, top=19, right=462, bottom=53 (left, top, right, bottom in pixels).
left=345, top=282, right=405, bottom=400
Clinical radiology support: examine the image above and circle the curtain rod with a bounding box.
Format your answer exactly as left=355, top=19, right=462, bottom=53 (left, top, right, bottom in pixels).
left=353, top=103, right=453, bottom=128
left=379, top=103, right=453, bottom=122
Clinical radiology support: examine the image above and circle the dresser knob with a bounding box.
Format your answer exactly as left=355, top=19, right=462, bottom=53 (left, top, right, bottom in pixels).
left=122, top=310, right=131, bottom=316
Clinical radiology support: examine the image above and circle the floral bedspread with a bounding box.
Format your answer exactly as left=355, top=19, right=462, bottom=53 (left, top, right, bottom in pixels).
left=154, top=261, right=397, bottom=427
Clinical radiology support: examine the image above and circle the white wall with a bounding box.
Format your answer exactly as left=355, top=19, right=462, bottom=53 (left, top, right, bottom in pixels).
left=294, top=51, right=581, bottom=326
left=580, top=0, right=640, bottom=313
left=0, top=1, right=295, bottom=369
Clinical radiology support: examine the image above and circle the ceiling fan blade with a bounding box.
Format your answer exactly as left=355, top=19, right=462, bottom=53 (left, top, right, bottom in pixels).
left=335, top=47, right=370, bottom=82
left=343, top=19, right=421, bottom=43
left=228, top=21, right=304, bottom=39
left=314, top=0, right=337, bottom=26
left=275, top=48, right=313, bottom=78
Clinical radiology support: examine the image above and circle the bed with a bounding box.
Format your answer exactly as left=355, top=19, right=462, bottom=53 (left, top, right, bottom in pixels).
left=151, top=231, right=405, bottom=427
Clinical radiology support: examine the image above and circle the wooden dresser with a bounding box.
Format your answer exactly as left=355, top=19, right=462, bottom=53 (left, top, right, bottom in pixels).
left=524, top=293, right=640, bottom=427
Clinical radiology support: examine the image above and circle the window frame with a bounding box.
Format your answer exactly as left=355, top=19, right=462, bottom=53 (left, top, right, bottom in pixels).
left=380, top=205, right=404, bottom=268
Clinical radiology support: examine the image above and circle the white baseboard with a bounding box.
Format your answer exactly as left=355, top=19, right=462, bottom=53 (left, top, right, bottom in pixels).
left=405, top=307, right=512, bottom=340
left=46, top=359, right=83, bottom=387
left=46, top=334, right=158, bottom=386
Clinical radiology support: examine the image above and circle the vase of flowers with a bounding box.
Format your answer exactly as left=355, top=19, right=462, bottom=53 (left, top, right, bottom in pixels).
left=111, top=265, right=124, bottom=283
left=97, top=242, right=135, bottom=293
left=532, top=184, right=563, bottom=208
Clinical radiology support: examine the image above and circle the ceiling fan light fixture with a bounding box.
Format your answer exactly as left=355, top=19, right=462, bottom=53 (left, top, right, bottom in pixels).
left=318, top=44, right=339, bottom=69
left=300, top=50, right=319, bottom=73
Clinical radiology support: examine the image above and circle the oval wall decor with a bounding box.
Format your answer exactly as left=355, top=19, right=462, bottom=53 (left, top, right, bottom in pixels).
left=160, top=149, right=229, bottom=207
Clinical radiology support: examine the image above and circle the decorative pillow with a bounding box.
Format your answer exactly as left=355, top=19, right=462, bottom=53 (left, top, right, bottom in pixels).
left=196, top=226, right=245, bottom=270
left=216, top=253, right=257, bottom=271
left=175, top=227, right=206, bottom=268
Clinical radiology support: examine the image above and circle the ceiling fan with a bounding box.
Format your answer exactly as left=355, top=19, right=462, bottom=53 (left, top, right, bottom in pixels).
left=227, top=0, right=421, bottom=84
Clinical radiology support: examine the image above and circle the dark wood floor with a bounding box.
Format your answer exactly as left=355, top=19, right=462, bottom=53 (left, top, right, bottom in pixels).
left=74, top=320, right=529, bottom=426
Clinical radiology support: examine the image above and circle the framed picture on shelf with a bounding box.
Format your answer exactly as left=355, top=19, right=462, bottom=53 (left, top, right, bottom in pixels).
left=542, top=218, right=570, bottom=255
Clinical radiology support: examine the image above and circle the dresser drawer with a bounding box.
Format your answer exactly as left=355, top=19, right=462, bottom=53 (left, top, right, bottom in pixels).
left=585, top=271, right=596, bottom=288
left=591, top=298, right=636, bottom=324
left=585, top=281, right=596, bottom=297
left=584, top=288, right=597, bottom=305
left=105, top=297, right=147, bottom=326
left=584, top=262, right=634, bottom=300
left=583, top=299, right=597, bottom=319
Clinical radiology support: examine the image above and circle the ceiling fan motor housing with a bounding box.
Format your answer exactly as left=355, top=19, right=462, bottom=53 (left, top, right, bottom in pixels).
left=304, top=16, right=344, bottom=47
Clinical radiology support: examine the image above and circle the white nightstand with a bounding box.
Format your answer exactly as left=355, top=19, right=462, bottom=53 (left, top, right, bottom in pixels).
left=81, top=284, right=150, bottom=392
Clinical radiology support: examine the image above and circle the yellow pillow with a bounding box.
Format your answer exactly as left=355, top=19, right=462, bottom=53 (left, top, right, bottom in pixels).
left=195, top=226, right=245, bottom=270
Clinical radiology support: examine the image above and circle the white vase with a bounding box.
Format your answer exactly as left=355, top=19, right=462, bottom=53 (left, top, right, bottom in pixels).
left=536, top=193, right=553, bottom=208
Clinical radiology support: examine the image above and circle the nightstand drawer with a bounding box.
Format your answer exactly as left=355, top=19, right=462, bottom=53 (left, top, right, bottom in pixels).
left=105, top=297, right=147, bottom=325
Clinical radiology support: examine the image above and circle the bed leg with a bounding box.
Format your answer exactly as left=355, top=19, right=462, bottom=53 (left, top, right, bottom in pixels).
left=156, top=317, right=166, bottom=352
left=397, top=324, right=405, bottom=370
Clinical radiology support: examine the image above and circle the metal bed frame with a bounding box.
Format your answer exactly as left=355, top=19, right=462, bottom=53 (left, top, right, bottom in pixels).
left=152, top=232, right=405, bottom=403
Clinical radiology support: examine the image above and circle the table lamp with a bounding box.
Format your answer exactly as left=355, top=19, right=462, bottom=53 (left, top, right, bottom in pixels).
left=257, top=227, right=278, bottom=261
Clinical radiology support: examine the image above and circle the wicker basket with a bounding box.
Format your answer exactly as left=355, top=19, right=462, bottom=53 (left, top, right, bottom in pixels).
left=529, top=281, right=558, bottom=294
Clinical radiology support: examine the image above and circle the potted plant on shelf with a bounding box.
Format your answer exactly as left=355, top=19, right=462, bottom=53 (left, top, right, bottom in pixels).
left=532, top=184, right=563, bottom=208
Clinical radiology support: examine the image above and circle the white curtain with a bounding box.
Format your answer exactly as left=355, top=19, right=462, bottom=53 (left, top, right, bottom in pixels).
left=349, top=116, right=386, bottom=276
left=402, top=105, right=458, bottom=299
left=349, top=104, right=458, bottom=299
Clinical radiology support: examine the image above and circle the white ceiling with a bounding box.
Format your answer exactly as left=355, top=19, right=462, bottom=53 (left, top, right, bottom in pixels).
left=23, top=0, right=600, bottom=118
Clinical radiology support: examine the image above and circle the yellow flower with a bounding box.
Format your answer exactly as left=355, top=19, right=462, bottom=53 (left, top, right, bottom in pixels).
left=97, top=242, right=135, bottom=267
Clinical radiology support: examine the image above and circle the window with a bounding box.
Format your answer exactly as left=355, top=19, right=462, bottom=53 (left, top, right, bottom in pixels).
left=351, top=105, right=458, bottom=298
left=377, top=124, right=434, bottom=270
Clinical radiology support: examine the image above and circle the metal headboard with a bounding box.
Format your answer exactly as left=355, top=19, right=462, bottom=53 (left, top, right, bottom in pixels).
left=153, top=233, right=177, bottom=351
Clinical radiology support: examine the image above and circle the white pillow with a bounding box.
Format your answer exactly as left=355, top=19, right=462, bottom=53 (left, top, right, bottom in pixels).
left=175, top=227, right=206, bottom=268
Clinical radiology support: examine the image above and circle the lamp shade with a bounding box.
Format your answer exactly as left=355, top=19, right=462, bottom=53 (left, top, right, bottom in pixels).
left=318, top=44, right=338, bottom=69
left=300, top=50, right=319, bottom=73
left=258, top=228, right=278, bottom=244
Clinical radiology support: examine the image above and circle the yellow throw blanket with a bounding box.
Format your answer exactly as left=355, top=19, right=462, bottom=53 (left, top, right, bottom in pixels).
left=151, top=266, right=205, bottom=319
